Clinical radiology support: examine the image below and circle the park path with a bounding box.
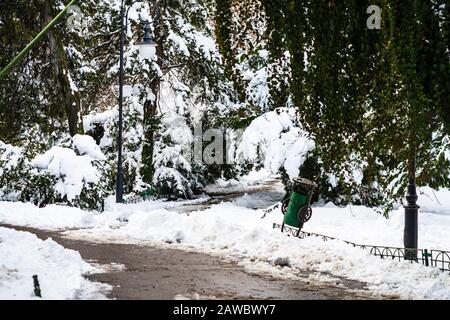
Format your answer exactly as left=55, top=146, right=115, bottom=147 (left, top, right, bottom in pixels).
left=1, top=224, right=376, bottom=300
left=0, top=180, right=381, bottom=300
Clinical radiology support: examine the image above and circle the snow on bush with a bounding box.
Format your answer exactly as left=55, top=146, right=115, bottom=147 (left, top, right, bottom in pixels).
left=236, top=107, right=315, bottom=179
left=31, top=146, right=101, bottom=201
left=0, top=141, right=23, bottom=175
left=72, top=134, right=106, bottom=161
left=152, top=83, right=204, bottom=198
left=244, top=66, right=269, bottom=109
left=0, top=136, right=109, bottom=209
left=0, top=227, right=107, bottom=299
left=0, top=142, right=24, bottom=200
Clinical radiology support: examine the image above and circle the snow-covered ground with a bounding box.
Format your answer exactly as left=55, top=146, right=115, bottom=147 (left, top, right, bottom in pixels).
left=204, top=169, right=279, bottom=195
left=0, top=227, right=109, bottom=300
left=1, top=172, right=450, bottom=299
left=307, top=202, right=450, bottom=251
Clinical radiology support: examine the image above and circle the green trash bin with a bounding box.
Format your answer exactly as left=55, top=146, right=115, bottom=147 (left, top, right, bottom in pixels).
left=283, top=178, right=317, bottom=229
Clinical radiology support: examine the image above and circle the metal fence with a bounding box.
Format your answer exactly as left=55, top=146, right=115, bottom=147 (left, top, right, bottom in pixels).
left=273, top=223, right=450, bottom=273
left=124, top=194, right=146, bottom=204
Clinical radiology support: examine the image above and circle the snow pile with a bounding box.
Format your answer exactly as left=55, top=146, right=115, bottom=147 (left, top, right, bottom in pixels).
left=205, top=169, right=277, bottom=195
left=0, top=196, right=210, bottom=231
left=237, top=108, right=315, bottom=179
left=0, top=227, right=106, bottom=300
left=418, top=187, right=450, bottom=216
left=0, top=202, right=114, bottom=231
left=307, top=200, right=450, bottom=251
left=107, top=202, right=450, bottom=299
left=31, top=136, right=104, bottom=201
left=72, top=135, right=106, bottom=161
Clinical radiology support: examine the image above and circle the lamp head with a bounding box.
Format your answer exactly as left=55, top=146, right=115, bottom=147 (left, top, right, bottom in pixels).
left=138, top=23, right=157, bottom=60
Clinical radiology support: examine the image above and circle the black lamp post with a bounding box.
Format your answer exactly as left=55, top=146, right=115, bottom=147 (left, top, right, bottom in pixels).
left=116, top=0, right=157, bottom=203
left=404, top=152, right=419, bottom=260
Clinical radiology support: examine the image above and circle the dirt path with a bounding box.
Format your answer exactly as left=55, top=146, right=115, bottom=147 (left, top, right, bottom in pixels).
left=1, top=224, right=377, bottom=300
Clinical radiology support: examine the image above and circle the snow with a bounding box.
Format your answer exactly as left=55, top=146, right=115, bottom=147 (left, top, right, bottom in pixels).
left=67, top=72, right=78, bottom=93
left=0, top=196, right=209, bottom=231
left=237, top=108, right=315, bottom=178
left=0, top=227, right=107, bottom=300
left=72, top=135, right=106, bottom=160
left=83, top=109, right=116, bottom=133
left=168, top=30, right=190, bottom=57
left=307, top=202, right=450, bottom=251
left=0, top=202, right=108, bottom=231
left=193, top=32, right=217, bottom=61
left=205, top=169, right=276, bottom=195
left=67, top=199, right=450, bottom=299
left=245, top=67, right=269, bottom=108
left=1, top=179, right=450, bottom=299
left=0, top=141, right=23, bottom=174
left=418, top=187, right=450, bottom=216
left=31, top=146, right=101, bottom=201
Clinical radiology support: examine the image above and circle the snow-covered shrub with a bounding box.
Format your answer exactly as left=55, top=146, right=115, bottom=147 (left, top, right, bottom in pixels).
left=241, top=50, right=271, bottom=111
left=0, top=135, right=111, bottom=209
left=152, top=111, right=203, bottom=199
left=0, top=141, right=29, bottom=201
left=235, top=108, right=388, bottom=207
left=83, top=87, right=207, bottom=200
left=236, top=107, right=315, bottom=179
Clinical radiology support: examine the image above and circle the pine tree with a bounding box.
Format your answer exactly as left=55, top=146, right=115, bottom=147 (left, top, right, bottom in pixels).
left=88, top=0, right=235, bottom=197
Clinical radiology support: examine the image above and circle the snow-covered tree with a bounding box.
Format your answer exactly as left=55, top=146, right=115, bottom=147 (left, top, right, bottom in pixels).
left=79, top=0, right=239, bottom=199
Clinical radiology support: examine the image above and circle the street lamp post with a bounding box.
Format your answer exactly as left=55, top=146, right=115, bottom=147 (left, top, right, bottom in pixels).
left=116, top=0, right=157, bottom=203
left=404, top=150, right=419, bottom=260
left=404, top=177, right=419, bottom=259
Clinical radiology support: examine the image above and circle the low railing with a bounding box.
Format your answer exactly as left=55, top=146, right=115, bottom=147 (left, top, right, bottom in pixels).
left=431, top=250, right=450, bottom=272
left=124, top=188, right=157, bottom=204
left=273, top=223, right=450, bottom=273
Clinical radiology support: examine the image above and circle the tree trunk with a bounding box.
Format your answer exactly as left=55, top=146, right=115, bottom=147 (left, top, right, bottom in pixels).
left=44, top=1, right=83, bottom=137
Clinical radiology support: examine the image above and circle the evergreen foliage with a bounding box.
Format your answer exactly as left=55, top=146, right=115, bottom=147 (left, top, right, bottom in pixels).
left=284, top=0, right=450, bottom=211
left=0, top=0, right=448, bottom=212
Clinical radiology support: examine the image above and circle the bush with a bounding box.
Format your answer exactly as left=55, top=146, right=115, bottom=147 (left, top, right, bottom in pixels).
left=0, top=137, right=112, bottom=210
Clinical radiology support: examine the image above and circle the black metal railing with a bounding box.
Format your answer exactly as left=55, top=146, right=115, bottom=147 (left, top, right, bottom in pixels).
left=431, top=250, right=450, bottom=272
left=273, top=223, right=450, bottom=273
left=124, top=194, right=145, bottom=204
